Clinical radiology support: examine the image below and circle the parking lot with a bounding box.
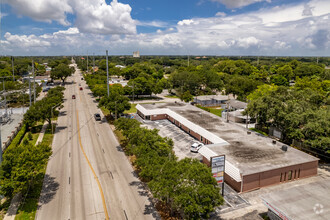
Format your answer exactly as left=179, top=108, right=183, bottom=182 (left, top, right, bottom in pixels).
left=137, top=118, right=202, bottom=160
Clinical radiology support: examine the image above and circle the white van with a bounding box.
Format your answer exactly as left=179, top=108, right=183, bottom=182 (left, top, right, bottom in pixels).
left=190, top=142, right=204, bottom=153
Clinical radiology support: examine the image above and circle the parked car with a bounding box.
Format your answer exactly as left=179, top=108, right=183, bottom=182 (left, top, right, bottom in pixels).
left=80, top=87, right=83, bottom=90
left=81, top=77, right=83, bottom=80
left=190, top=142, right=204, bottom=153
left=94, top=113, right=101, bottom=121
left=72, top=95, right=76, bottom=99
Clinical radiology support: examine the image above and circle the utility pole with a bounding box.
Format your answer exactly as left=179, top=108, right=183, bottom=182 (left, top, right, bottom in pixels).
left=226, top=101, right=229, bottom=123
left=106, top=50, right=109, bottom=97
left=87, top=51, right=89, bottom=72
left=3, top=80, right=7, bottom=117
left=29, top=73, right=32, bottom=107
left=93, top=53, right=95, bottom=74
left=115, top=101, right=117, bottom=120
left=12, top=56, right=15, bottom=81
left=32, top=60, right=36, bottom=104
left=132, top=81, right=135, bottom=103
left=257, top=56, right=259, bottom=65
left=0, top=122, right=2, bottom=164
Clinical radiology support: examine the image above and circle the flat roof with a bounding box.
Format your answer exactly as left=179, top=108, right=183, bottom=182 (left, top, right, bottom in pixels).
left=195, top=95, right=228, bottom=101
left=227, top=99, right=247, bottom=109
left=261, top=180, right=330, bottom=220
left=139, top=103, right=318, bottom=176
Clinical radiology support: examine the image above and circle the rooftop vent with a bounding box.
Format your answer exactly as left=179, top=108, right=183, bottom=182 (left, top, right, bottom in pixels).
left=281, top=145, right=288, bottom=152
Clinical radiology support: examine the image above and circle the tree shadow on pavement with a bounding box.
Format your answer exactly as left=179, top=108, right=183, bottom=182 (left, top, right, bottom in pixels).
left=58, top=111, right=67, bottom=116
left=129, top=180, right=161, bottom=219
left=54, top=126, right=67, bottom=134
left=116, top=145, right=124, bottom=152
left=319, top=163, right=330, bottom=172
left=37, top=174, right=59, bottom=207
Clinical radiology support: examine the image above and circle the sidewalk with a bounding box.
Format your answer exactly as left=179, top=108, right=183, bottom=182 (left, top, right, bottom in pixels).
left=35, top=122, right=49, bottom=145
left=3, top=121, right=48, bottom=220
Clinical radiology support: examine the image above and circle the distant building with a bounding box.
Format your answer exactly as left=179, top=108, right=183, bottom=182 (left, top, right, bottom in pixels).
left=109, top=76, right=128, bottom=87
left=133, top=51, right=140, bottom=58
left=115, top=65, right=126, bottom=69
left=226, top=99, right=247, bottom=110
left=194, top=95, right=229, bottom=107
left=92, top=66, right=99, bottom=72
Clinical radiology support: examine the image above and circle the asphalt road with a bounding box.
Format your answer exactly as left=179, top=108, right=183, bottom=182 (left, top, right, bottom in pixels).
left=36, top=65, right=158, bottom=220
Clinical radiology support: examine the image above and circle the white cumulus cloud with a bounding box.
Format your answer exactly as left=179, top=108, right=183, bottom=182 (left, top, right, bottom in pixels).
left=4, top=0, right=136, bottom=34
left=2, top=0, right=330, bottom=56
left=72, top=0, right=136, bottom=34
left=178, top=19, right=194, bottom=26
left=211, top=0, right=271, bottom=9
left=4, top=0, right=73, bottom=25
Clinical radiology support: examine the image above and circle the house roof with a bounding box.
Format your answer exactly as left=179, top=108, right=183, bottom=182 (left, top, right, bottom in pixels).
left=227, top=99, right=247, bottom=109
left=195, top=95, right=229, bottom=101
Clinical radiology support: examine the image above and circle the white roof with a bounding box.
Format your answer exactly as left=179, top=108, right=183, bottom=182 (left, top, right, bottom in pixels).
left=198, top=146, right=217, bottom=161
left=137, top=104, right=241, bottom=182
left=137, top=104, right=228, bottom=145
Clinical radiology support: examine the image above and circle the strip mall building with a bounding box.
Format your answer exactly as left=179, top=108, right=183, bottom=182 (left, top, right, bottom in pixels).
left=136, top=103, right=319, bottom=193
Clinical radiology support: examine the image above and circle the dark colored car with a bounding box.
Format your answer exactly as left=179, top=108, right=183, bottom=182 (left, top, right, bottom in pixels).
left=81, top=77, right=83, bottom=80
left=80, top=87, right=83, bottom=90
left=94, top=113, right=101, bottom=121
left=72, top=95, right=76, bottom=99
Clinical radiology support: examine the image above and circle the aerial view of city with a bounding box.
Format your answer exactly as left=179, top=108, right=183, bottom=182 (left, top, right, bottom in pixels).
left=0, top=0, right=329, bottom=219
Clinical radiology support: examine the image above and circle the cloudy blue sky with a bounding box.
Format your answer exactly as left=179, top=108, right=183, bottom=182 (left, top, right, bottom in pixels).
left=0, top=0, right=329, bottom=56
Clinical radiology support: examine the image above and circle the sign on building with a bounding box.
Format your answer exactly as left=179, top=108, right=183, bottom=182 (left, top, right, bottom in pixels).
left=211, top=155, right=225, bottom=195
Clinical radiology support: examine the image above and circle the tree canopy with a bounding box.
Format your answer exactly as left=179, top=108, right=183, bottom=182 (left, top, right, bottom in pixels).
left=50, top=63, right=75, bottom=83
left=114, top=118, right=223, bottom=219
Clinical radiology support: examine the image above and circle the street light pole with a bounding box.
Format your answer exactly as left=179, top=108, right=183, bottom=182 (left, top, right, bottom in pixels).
left=29, top=75, right=32, bottom=107
left=0, top=123, right=2, bottom=164
left=115, top=101, right=117, bottom=120
left=106, top=50, right=109, bottom=97
left=12, top=56, right=15, bottom=81
left=32, top=60, right=36, bottom=104
left=93, top=53, right=95, bottom=74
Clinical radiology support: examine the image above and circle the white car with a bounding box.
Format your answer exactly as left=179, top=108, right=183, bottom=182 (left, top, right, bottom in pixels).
left=190, top=143, right=204, bottom=153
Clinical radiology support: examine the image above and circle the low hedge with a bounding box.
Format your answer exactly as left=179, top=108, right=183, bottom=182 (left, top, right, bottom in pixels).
left=6, top=123, right=27, bottom=150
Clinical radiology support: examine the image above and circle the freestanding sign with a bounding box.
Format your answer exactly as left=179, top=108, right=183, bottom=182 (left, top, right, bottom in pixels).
left=211, top=155, right=225, bottom=196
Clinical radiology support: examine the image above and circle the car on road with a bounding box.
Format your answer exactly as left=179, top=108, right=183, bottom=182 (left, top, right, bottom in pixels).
left=190, top=142, right=204, bottom=153
left=72, top=95, right=76, bottom=99
left=81, top=77, right=83, bottom=80
left=79, top=83, right=81, bottom=86
left=94, top=113, right=101, bottom=121
left=80, top=87, right=83, bottom=90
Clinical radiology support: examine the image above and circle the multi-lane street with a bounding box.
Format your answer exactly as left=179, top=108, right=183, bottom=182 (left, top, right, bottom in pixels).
left=36, top=65, right=158, bottom=220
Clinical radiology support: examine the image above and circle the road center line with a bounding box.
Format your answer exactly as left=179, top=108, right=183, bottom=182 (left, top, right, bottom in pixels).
left=76, top=110, right=110, bottom=220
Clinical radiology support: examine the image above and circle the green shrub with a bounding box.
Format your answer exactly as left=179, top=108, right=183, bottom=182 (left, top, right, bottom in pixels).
left=6, top=124, right=27, bottom=150
left=27, top=132, right=33, bottom=140
left=22, top=138, right=29, bottom=146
